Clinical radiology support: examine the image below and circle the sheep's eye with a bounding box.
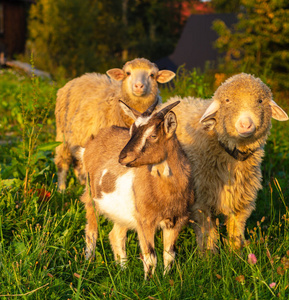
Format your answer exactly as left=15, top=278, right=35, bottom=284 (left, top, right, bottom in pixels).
left=150, top=73, right=155, bottom=78
left=126, top=71, right=131, bottom=76
left=258, top=99, right=263, bottom=103
left=225, top=99, right=230, bottom=103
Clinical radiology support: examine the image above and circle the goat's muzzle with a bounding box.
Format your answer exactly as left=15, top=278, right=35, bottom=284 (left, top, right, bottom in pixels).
left=118, top=151, right=137, bottom=167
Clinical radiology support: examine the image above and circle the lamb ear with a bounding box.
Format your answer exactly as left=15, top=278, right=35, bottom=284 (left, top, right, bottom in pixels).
left=156, top=70, right=176, bottom=83
left=202, top=119, right=216, bottom=131
left=199, top=100, right=220, bottom=124
left=119, top=100, right=141, bottom=121
left=107, top=68, right=125, bottom=81
left=164, top=111, right=177, bottom=138
left=269, top=100, right=289, bottom=121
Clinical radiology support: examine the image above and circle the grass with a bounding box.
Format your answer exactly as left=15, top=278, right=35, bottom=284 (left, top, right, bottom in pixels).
left=0, top=68, right=289, bottom=299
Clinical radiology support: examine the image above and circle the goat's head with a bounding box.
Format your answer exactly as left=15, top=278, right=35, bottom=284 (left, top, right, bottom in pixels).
left=106, top=58, right=175, bottom=99
left=118, top=100, right=180, bottom=167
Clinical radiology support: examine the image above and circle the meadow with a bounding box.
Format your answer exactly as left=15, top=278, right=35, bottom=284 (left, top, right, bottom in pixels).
left=0, top=68, right=288, bottom=299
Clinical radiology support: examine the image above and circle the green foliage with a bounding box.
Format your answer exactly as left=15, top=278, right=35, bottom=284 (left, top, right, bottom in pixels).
left=27, top=0, right=102, bottom=78
left=213, top=0, right=289, bottom=89
left=26, top=0, right=184, bottom=78
left=161, top=66, right=214, bottom=100
left=0, top=70, right=288, bottom=298
left=210, top=0, right=241, bottom=13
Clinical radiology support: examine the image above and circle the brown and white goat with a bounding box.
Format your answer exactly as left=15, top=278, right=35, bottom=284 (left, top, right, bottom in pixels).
left=78, top=100, right=194, bottom=278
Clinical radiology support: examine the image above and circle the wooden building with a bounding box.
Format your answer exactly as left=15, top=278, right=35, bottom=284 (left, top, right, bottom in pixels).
left=0, top=0, right=34, bottom=59
left=156, top=13, right=237, bottom=72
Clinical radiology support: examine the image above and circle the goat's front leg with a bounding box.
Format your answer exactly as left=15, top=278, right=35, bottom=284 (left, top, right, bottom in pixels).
left=82, top=193, right=98, bottom=259
left=137, top=221, right=157, bottom=279
left=109, top=223, right=128, bottom=267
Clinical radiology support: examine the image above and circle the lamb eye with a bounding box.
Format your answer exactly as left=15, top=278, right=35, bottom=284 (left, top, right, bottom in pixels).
left=258, top=99, right=263, bottom=103
left=150, top=73, right=155, bottom=78
left=126, top=71, right=131, bottom=76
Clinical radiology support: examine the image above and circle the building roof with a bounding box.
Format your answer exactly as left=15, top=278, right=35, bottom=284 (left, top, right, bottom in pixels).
left=156, top=13, right=237, bottom=72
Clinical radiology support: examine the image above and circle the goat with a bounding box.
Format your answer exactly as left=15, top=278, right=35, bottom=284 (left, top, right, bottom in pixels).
left=78, top=100, right=194, bottom=278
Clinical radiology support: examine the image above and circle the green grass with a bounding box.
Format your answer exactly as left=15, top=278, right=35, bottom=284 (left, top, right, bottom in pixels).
left=0, top=68, right=289, bottom=299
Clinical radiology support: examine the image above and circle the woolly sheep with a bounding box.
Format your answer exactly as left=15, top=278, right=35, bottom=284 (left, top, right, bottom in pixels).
left=54, top=58, right=175, bottom=191
left=162, top=73, right=288, bottom=251
left=79, top=100, right=194, bottom=278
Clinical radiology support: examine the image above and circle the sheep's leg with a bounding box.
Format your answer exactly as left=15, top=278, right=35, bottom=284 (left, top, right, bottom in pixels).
left=72, top=156, right=86, bottom=185
left=109, top=223, right=128, bottom=268
left=82, top=193, right=98, bottom=259
left=162, top=226, right=180, bottom=275
left=55, top=142, right=72, bottom=191
left=191, top=204, right=218, bottom=253
left=137, top=222, right=157, bottom=279
left=226, top=208, right=252, bottom=250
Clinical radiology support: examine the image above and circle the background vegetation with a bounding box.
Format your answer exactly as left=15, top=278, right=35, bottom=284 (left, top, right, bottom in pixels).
left=0, top=67, right=288, bottom=299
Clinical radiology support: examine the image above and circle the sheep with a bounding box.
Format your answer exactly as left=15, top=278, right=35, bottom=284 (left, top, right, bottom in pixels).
left=78, top=100, right=194, bottom=278
left=161, top=73, right=288, bottom=252
left=54, top=58, right=175, bottom=191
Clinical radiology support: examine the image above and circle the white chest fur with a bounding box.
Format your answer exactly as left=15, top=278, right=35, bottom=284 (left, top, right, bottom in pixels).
left=94, top=169, right=137, bottom=229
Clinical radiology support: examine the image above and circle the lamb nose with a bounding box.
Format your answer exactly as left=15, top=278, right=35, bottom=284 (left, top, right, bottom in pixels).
left=134, top=83, right=144, bottom=89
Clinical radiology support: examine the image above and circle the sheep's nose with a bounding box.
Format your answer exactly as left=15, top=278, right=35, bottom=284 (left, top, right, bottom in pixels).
left=134, top=82, right=144, bottom=89
left=239, top=118, right=253, bottom=129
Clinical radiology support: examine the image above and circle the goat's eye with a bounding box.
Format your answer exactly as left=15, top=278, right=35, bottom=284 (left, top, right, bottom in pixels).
left=150, top=134, right=157, bottom=139
left=258, top=99, right=263, bottom=103
left=225, top=99, right=230, bottom=103
left=126, top=71, right=131, bottom=76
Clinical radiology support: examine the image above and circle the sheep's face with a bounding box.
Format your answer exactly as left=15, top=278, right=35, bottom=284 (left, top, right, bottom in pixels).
left=118, top=101, right=179, bottom=167
left=200, top=73, right=288, bottom=144
left=106, top=58, right=175, bottom=101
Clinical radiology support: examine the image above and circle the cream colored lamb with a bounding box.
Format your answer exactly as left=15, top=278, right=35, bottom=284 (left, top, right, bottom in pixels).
left=163, top=73, right=288, bottom=251
left=54, top=58, right=175, bottom=191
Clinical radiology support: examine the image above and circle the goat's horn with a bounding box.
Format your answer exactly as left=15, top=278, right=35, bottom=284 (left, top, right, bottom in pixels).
left=155, top=101, right=180, bottom=119
left=142, top=99, right=159, bottom=117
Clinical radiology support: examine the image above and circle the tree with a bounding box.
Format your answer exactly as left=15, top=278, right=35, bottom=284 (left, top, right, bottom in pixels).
left=210, top=0, right=241, bottom=13
left=26, top=0, right=184, bottom=78
left=213, top=0, right=289, bottom=89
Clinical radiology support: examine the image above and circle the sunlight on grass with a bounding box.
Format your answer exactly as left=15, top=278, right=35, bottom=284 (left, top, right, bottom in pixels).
left=0, top=68, right=288, bottom=298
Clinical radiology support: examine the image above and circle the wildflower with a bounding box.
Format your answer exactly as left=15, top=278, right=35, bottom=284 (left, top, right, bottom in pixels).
left=248, top=253, right=257, bottom=265
left=269, top=282, right=276, bottom=288
left=236, top=275, right=245, bottom=283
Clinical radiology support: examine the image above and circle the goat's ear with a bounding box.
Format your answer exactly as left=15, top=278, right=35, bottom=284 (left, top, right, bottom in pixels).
left=107, top=68, right=125, bottom=81
left=156, top=70, right=175, bottom=83
left=269, top=99, right=289, bottom=121
left=164, top=111, right=177, bottom=138
left=119, top=100, right=141, bottom=121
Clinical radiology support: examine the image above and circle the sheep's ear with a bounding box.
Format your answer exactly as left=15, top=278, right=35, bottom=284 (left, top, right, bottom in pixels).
left=199, top=100, right=220, bottom=127
left=202, top=119, right=216, bottom=131
left=156, top=70, right=175, bottom=83
left=164, top=111, right=177, bottom=138
left=107, top=68, right=125, bottom=81
left=119, top=100, right=141, bottom=121
left=269, top=100, right=289, bottom=121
